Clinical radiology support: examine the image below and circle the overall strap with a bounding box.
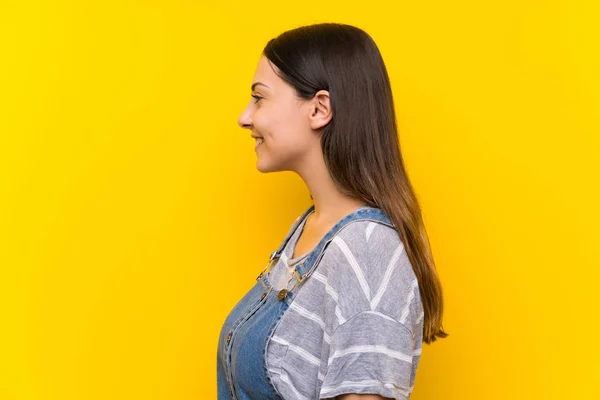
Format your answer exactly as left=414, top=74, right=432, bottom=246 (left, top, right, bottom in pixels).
left=256, top=204, right=316, bottom=281
left=274, top=204, right=316, bottom=258
left=292, top=207, right=395, bottom=285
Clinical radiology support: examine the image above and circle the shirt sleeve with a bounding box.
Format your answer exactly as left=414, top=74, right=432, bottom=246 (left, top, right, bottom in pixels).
left=318, top=311, right=417, bottom=400
left=316, top=220, right=423, bottom=400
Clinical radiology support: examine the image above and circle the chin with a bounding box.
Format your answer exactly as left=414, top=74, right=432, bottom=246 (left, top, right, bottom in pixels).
left=256, top=159, right=283, bottom=173
left=256, top=160, right=272, bottom=173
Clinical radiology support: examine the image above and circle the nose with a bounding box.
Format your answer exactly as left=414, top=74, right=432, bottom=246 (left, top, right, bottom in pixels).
left=237, top=103, right=253, bottom=130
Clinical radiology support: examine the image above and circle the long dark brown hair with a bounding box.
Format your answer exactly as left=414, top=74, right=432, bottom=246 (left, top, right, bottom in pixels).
left=263, top=22, right=448, bottom=344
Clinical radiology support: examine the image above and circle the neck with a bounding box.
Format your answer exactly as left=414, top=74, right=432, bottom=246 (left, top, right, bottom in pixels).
left=295, top=151, right=367, bottom=226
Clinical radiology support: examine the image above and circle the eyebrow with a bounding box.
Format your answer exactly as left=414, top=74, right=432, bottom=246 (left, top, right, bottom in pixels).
left=251, top=82, right=270, bottom=91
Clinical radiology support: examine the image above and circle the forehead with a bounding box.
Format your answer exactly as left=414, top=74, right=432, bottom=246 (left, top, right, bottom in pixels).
left=251, top=56, right=281, bottom=91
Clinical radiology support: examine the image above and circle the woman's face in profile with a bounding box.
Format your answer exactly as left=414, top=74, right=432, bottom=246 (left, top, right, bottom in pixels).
left=238, top=56, right=317, bottom=173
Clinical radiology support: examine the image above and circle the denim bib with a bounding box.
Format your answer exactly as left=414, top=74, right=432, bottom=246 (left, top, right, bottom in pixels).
left=216, top=205, right=394, bottom=399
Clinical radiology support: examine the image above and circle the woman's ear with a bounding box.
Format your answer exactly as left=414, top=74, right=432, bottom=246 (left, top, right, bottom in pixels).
left=308, top=90, right=332, bottom=130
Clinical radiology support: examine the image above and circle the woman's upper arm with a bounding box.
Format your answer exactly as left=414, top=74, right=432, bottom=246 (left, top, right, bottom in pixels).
left=317, top=221, right=421, bottom=400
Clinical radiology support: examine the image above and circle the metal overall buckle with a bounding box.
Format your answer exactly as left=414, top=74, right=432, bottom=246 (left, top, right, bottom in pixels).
left=282, top=263, right=307, bottom=294
left=293, top=268, right=306, bottom=284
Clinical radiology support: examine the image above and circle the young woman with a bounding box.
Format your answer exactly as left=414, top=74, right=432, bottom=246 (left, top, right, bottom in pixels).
left=217, top=23, right=448, bottom=400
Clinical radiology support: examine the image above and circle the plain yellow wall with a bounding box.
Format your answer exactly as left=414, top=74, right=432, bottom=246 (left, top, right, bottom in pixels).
left=1, top=0, right=599, bottom=399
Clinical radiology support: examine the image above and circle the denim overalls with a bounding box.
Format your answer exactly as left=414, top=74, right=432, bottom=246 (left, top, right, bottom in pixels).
left=216, top=204, right=394, bottom=400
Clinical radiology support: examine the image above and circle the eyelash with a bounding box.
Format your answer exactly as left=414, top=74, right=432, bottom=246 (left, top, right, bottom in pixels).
left=251, top=94, right=263, bottom=103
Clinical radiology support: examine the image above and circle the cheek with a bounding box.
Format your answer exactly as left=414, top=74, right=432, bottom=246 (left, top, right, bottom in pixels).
left=252, top=107, right=274, bottom=134
left=254, top=103, right=308, bottom=147
left=254, top=106, right=288, bottom=136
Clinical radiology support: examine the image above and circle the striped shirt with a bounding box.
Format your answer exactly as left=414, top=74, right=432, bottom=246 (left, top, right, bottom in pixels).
left=265, top=210, right=425, bottom=400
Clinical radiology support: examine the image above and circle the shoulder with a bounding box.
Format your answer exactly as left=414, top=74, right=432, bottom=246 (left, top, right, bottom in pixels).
left=320, top=219, right=412, bottom=282
left=332, top=219, right=404, bottom=260
left=316, top=220, right=423, bottom=329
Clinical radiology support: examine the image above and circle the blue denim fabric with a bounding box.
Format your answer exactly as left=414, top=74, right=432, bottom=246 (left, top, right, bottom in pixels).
left=217, top=205, right=394, bottom=399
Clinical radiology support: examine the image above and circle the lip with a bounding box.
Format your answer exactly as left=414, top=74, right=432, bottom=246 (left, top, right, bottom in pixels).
left=253, top=134, right=264, bottom=151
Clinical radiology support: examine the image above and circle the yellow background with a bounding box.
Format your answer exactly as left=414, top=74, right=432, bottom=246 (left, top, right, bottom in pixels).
left=1, top=0, right=599, bottom=399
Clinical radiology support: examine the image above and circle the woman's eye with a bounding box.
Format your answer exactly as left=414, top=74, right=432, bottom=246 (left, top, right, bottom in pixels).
left=251, top=94, right=263, bottom=104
